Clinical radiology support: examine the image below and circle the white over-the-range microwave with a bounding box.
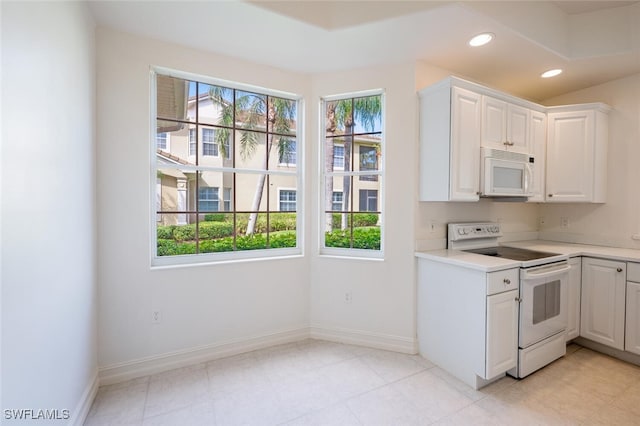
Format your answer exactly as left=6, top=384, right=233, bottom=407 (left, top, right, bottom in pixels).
left=480, top=147, right=535, bottom=198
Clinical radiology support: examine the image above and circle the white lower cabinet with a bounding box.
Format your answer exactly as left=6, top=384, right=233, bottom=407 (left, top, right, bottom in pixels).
left=566, top=257, right=582, bottom=341
left=580, top=257, right=626, bottom=350
left=486, top=289, right=519, bottom=378
left=417, top=259, right=519, bottom=389
left=625, top=262, right=640, bottom=355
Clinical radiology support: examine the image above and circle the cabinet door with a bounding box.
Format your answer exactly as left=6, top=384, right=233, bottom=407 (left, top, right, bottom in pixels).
left=486, top=289, right=518, bottom=379
left=450, top=87, right=481, bottom=201
left=625, top=281, right=640, bottom=355
left=566, top=257, right=582, bottom=341
left=546, top=110, right=595, bottom=202
left=580, top=257, right=626, bottom=350
left=481, top=96, right=507, bottom=149
left=481, top=96, right=530, bottom=154
left=527, top=110, right=546, bottom=202
left=506, top=104, right=530, bottom=154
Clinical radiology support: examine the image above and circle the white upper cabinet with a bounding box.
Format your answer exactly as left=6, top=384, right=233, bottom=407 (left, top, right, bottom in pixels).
left=419, top=79, right=482, bottom=201
left=546, top=104, right=610, bottom=203
left=482, top=96, right=531, bottom=154
left=527, top=110, right=547, bottom=202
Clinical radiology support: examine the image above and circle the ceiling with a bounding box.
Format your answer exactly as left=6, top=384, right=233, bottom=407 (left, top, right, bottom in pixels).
left=88, top=0, right=640, bottom=102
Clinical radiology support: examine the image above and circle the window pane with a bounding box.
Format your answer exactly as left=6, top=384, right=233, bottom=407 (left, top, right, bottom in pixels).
left=237, top=213, right=268, bottom=251
left=188, top=126, right=197, bottom=157
left=269, top=212, right=297, bottom=248
left=353, top=95, right=382, bottom=134
left=196, top=83, right=232, bottom=126
left=357, top=144, right=379, bottom=175
left=268, top=96, right=297, bottom=135
left=270, top=137, right=297, bottom=169
left=201, top=127, right=219, bottom=157
left=235, top=173, right=268, bottom=212
left=358, top=188, right=378, bottom=212
left=235, top=131, right=266, bottom=170
left=156, top=120, right=195, bottom=165
left=157, top=75, right=193, bottom=122
left=278, top=190, right=297, bottom=212
left=198, top=213, right=235, bottom=253
left=236, top=91, right=266, bottom=131
left=325, top=99, right=352, bottom=136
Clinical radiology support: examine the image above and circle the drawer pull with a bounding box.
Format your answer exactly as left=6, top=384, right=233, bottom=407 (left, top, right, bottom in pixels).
left=503, top=278, right=511, bottom=285
left=617, top=267, right=623, bottom=272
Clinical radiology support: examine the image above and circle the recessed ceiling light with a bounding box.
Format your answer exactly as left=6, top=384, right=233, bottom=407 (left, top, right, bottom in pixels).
left=468, top=33, right=494, bottom=47
left=541, top=69, right=563, bottom=78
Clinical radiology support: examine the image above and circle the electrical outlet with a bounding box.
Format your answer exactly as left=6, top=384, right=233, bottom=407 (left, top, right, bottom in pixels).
left=429, top=221, right=436, bottom=233
left=560, top=217, right=569, bottom=229
left=152, top=310, right=162, bottom=324
left=344, top=292, right=353, bottom=304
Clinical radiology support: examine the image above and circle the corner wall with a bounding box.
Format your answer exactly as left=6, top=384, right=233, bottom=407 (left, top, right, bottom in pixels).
left=95, top=28, right=311, bottom=377
left=1, top=2, right=98, bottom=423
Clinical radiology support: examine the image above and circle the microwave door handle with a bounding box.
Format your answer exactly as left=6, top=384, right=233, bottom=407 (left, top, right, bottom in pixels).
left=524, top=164, right=532, bottom=194
left=522, top=264, right=570, bottom=280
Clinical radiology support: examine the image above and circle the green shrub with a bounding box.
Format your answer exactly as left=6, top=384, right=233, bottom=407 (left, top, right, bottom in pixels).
left=198, top=221, right=234, bottom=239
left=330, top=213, right=379, bottom=229
left=172, top=224, right=196, bottom=242
left=157, top=239, right=197, bottom=256
left=203, top=213, right=227, bottom=222
left=156, top=225, right=175, bottom=240
left=324, top=227, right=380, bottom=250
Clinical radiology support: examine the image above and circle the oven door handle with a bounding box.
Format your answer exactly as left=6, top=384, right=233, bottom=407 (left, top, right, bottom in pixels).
left=521, top=264, right=570, bottom=280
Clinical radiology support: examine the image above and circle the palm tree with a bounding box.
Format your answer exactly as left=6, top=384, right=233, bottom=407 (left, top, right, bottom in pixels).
left=209, top=87, right=296, bottom=236
left=325, top=95, right=382, bottom=232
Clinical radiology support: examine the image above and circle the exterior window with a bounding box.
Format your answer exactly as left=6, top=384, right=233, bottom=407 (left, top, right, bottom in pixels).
left=279, top=141, right=296, bottom=166
left=359, top=146, right=378, bottom=181
left=223, top=187, right=232, bottom=211
left=153, top=69, right=301, bottom=264
left=157, top=132, right=169, bottom=151
left=199, top=187, right=219, bottom=211
left=332, top=191, right=343, bottom=211
left=279, top=189, right=297, bottom=211
left=321, top=91, right=383, bottom=255
left=359, top=189, right=378, bottom=211
left=333, top=145, right=345, bottom=169
left=202, top=128, right=218, bottom=156
left=188, top=128, right=196, bottom=156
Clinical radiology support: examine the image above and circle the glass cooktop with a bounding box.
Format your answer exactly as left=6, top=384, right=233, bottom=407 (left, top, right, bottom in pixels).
left=463, top=246, right=560, bottom=262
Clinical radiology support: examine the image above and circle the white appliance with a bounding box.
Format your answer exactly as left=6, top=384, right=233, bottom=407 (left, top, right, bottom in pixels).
left=480, top=148, right=534, bottom=198
left=448, top=223, right=569, bottom=378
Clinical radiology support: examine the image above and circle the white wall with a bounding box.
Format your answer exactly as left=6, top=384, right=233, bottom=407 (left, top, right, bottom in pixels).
left=1, top=1, right=97, bottom=423
left=539, top=73, right=640, bottom=248
left=414, top=61, right=541, bottom=251
left=96, top=29, right=311, bottom=375
left=309, top=63, right=418, bottom=352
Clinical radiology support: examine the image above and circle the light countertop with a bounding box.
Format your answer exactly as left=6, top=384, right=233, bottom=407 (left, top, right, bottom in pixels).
left=415, top=240, right=640, bottom=272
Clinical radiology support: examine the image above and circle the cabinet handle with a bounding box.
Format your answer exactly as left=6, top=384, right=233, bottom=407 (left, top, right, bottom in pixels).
left=515, top=297, right=522, bottom=303
left=503, top=278, right=511, bottom=285
left=548, top=194, right=553, bottom=197
left=617, top=267, right=623, bottom=272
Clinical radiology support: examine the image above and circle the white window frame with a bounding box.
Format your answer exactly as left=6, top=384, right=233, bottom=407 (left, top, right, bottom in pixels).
left=333, top=144, right=345, bottom=170
left=202, top=128, right=218, bottom=157
left=319, top=89, right=384, bottom=259
left=157, top=131, right=170, bottom=152
left=278, top=140, right=297, bottom=167
left=278, top=188, right=297, bottom=212
left=188, top=128, right=196, bottom=156
left=150, top=67, right=304, bottom=267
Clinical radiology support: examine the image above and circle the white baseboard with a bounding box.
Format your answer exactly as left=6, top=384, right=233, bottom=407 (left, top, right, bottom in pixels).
left=98, top=326, right=309, bottom=386
left=70, top=369, right=99, bottom=426
left=309, top=324, right=417, bottom=354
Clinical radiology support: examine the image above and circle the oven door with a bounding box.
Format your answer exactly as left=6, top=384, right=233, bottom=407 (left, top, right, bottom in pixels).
left=519, top=261, right=570, bottom=348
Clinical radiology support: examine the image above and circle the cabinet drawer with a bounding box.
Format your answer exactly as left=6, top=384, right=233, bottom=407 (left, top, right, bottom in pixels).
left=628, top=262, right=640, bottom=282
left=487, top=269, right=519, bottom=295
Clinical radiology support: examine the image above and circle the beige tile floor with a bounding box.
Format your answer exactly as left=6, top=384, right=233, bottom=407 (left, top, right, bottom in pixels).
left=85, top=340, right=640, bottom=425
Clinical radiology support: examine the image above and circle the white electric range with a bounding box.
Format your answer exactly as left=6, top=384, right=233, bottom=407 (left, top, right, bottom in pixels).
left=448, top=222, right=570, bottom=379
